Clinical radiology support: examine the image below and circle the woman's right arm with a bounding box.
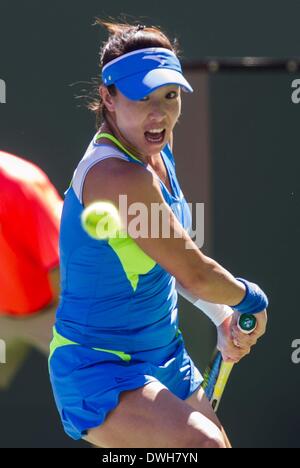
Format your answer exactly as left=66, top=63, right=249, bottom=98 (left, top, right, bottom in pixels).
left=83, top=159, right=247, bottom=307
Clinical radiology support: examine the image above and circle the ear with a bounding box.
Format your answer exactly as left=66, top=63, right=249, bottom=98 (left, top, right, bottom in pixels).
left=99, top=85, right=116, bottom=112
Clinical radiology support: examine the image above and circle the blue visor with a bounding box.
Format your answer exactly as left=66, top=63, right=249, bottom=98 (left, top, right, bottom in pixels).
left=102, top=47, right=193, bottom=100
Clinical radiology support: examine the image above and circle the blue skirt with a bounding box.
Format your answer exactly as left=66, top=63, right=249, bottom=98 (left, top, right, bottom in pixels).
left=48, top=327, right=203, bottom=440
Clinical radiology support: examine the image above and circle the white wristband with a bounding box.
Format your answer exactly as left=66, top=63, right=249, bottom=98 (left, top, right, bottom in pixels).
left=193, top=298, right=233, bottom=327
left=175, top=281, right=233, bottom=327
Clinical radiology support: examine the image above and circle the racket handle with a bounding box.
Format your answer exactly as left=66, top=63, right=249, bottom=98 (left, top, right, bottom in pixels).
left=208, top=314, right=257, bottom=413
left=237, top=314, right=257, bottom=335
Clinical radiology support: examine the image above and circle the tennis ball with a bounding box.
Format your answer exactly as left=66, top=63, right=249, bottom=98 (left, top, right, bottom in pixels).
left=81, top=201, right=122, bottom=240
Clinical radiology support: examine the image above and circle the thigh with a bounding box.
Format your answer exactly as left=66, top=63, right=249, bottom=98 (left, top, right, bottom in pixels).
left=185, top=385, right=232, bottom=448
left=85, top=380, right=225, bottom=448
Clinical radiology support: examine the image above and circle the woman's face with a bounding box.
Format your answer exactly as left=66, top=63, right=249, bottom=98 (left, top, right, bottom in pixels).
left=101, top=84, right=182, bottom=157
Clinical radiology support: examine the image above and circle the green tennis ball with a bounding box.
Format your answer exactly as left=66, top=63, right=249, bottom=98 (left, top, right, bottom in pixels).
left=81, top=201, right=122, bottom=240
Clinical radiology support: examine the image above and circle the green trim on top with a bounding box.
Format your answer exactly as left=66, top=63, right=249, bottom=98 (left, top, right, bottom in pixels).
left=49, top=327, right=79, bottom=363
left=108, top=235, right=156, bottom=291
left=95, top=131, right=157, bottom=291
left=96, top=133, right=144, bottom=165
left=48, top=327, right=132, bottom=365
left=92, top=346, right=131, bottom=362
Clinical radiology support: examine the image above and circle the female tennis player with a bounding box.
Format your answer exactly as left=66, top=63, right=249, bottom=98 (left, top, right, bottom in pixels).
left=0, top=150, right=62, bottom=389
left=48, top=20, right=268, bottom=448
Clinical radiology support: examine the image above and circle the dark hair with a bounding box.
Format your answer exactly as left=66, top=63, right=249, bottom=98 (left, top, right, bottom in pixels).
left=87, top=19, right=181, bottom=130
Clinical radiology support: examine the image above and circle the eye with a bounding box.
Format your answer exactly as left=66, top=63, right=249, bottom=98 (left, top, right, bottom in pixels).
left=139, top=91, right=179, bottom=102
left=167, top=91, right=179, bottom=99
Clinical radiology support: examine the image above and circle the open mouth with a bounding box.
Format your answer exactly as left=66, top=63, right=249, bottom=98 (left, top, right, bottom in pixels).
left=144, top=129, right=166, bottom=144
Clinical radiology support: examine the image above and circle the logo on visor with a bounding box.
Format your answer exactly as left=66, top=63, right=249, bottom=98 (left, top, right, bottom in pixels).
left=142, top=56, right=166, bottom=66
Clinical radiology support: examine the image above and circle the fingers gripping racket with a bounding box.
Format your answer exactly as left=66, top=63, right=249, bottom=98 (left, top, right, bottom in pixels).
left=202, top=314, right=257, bottom=412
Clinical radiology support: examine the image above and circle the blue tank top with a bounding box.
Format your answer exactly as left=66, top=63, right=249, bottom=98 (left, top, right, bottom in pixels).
left=55, top=132, right=192, bottom=354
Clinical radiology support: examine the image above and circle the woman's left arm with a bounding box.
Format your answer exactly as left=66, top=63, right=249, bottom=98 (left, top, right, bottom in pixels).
left=176, top=280, right=268, bottom=363
left=175, top=280, right=233, bottom=327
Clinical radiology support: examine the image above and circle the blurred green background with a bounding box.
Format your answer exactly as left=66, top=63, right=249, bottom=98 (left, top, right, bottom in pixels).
left=0, top=0, right=299, bottom=448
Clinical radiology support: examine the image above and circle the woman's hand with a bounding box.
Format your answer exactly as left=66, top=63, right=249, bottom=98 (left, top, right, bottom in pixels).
left=217, top=309, right=268, bottom=363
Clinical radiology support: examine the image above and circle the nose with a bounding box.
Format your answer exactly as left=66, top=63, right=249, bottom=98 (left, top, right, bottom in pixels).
left=148, top=107, right=166, bottom=122
left=148, top=98, right=167, bottom=118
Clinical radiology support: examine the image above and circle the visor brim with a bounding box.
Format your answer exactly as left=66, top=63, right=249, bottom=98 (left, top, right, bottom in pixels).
left=115, top=68, right=193, bottom=100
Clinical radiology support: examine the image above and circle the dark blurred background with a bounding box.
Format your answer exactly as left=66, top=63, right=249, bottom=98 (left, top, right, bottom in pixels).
left=0, top=0, right=299, bottom=448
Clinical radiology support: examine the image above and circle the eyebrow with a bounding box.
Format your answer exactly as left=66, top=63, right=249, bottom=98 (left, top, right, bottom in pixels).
left=140, top=87, right=180, bottom=99
left=155, top=87, right=180, bottom=95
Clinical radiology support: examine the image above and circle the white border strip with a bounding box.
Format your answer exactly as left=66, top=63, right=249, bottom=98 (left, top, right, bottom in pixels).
left=102, top=47, right=177, bottom=72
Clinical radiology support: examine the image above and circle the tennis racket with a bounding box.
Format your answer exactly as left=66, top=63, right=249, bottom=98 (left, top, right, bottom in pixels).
left=202, top=314, right=257, bottom=412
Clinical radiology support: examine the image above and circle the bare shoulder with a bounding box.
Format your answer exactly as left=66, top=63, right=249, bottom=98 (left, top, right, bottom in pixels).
left=82, top=157, right=162, bottom=208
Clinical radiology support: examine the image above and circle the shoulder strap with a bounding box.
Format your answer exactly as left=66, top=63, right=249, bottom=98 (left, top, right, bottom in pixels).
left=96, top=133, right=145, bottom=166
left=71, top=143, right=129, bottom=204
